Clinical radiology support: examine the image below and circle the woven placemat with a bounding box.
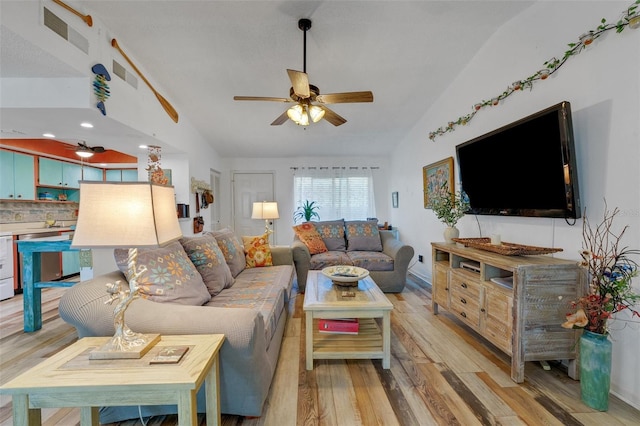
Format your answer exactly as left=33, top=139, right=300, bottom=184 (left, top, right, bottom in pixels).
left=452, top=238, right=563, bottom=256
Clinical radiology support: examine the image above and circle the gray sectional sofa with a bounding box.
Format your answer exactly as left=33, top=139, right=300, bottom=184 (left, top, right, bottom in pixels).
left=292, top=220, right=414, bottom=293
left=59, top=230, right=293, bottom=421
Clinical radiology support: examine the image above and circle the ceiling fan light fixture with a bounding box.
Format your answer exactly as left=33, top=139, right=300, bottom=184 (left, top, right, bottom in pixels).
left=76, top=149, right=94, bottom=158
left=287, top=104, right=310, bottom=126
left=309, top=105, right=325, bottom=123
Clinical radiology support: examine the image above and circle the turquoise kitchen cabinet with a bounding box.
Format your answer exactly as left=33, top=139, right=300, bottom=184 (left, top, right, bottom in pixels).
left=82, top=166, right=104, bottom=181
left=122, top=169, right=138, bottom=181
left=0, top=150, right=35, bottom=200
left=39, top=158, right=82, bottom=188
left=105, top=168, right=138, bottom=182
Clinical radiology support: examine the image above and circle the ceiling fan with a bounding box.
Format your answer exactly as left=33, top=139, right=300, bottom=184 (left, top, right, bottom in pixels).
left=70, top=141, right=106, bottom=158
left=234, top=18, right=374, bottom=126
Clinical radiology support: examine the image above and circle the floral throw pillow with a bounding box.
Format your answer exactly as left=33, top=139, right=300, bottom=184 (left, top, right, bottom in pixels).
left=113, top=241, right=211, bottom=305
left=206, top=228, right=246, bottom=278
left=314, top=219, right=347, bottom=251
left=179, top=235, right=234, bottom=296
left=293, top=223, right=328, bottom=254
left=242, top=234, right=273, bottom=268
left=345, top=220, right=383, bottom=251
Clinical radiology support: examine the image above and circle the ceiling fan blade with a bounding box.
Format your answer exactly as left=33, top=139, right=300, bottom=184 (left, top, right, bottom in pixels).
left=271, top=110, right=290, bottom=126
left=316, top=91, right=374, bottom=104
left=321, top=106, right=347, bottom=126
left=287, top=69, right=310, bottom=99
left=234, top=96, right=292, bottom=102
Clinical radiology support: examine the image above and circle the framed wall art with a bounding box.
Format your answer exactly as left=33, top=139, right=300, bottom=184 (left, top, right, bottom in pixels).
left=392, top=191, right=399, bottom=208
left=423, top=157, right=454, bottom=209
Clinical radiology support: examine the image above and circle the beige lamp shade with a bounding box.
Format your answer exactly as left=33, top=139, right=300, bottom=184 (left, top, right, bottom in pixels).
left=71, top=181, right=182, bottom=248
left=251, top=201, right=279, bottom=220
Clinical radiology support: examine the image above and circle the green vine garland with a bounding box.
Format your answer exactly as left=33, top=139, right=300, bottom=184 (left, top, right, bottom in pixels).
left=428, top=1, right=640, bottom=142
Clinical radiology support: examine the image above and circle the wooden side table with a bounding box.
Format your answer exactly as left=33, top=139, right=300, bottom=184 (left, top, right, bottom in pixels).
left=0, top=334, right=225, bottom=426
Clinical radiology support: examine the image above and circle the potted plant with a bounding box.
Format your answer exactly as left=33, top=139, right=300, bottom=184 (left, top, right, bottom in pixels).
left=429, top=186, right=470, bottom=243
left=561, top=204, right=639, bottom=411
left=293, top=200, right=320, bottom=224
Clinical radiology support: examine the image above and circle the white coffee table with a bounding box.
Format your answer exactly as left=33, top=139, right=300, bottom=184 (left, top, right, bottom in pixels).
left=303, top=270, right=393, bottom=370
left=0, top=334, right=225, bottom=426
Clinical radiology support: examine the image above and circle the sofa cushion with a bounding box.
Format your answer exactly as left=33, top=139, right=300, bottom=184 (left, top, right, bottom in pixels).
left=314, top=219, right=346, bottom=251
left=309, top=251, right=354, bottom=270
left=114, top=241, right=211, bottom=305
left=345, top=220, right=383, bottom=251
left=207, top=228, right=246, bottom=278
left=346, top=251, right=394, bottom=271
left=293, top=223, right=328, bottom=255
left=179, top=235, right=234, bottom=296
left=206, top=265, right=293, bottom=347
left=242, top=234, right=274, bottom=268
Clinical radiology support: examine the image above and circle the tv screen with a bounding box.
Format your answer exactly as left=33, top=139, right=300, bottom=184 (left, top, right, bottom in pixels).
left=456, top=101, right=581, bottom=219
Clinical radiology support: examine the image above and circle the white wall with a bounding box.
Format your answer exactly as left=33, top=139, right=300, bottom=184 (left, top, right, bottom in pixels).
left=221, top=156, right=391, bottom=246
left=389, top=1, right=640, bottom=409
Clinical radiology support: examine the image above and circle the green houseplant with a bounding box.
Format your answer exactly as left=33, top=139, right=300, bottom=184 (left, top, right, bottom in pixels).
left=293, top=200, right=320, bottom=224
left=429, top=186, right=470, bottom=243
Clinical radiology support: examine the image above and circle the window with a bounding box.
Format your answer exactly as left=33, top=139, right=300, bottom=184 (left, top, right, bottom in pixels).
left=293, top=167, right=376, bottom=220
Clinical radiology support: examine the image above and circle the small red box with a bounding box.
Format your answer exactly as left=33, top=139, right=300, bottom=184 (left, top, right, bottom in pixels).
left=318, top=318, right=359, bottom=334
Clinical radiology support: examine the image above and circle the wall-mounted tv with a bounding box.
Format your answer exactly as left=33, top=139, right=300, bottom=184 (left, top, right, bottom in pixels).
left=456, top=101, right=581, bottom=219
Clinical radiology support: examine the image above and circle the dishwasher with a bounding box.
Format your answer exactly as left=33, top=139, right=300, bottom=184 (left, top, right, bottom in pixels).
left=17, top=232, right=62, bottom=290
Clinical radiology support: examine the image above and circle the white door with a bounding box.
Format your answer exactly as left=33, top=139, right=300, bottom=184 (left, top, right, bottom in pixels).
left=210, top=169, right=221, bottom=231
left=232, top=172, right=275, bottom=239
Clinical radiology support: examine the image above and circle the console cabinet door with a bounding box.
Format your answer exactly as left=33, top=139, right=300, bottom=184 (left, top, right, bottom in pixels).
left=432, top=262, right=450, bottom=309
left=482, top=284, right=513, bottom=353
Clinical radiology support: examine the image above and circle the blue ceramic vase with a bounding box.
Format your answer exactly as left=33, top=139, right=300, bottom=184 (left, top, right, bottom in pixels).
left=580, top=330, right=612, bottom=411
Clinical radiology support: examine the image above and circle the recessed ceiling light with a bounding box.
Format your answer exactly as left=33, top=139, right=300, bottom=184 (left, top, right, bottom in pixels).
left=139, top=145, right=148, bottom=149
left=42, top=133, right=55, bottom=138
left=80, top=122, right=94, bottom=128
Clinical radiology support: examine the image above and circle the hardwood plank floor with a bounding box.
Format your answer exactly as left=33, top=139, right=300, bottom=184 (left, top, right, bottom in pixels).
left=1, top=275, right=639, bottom=425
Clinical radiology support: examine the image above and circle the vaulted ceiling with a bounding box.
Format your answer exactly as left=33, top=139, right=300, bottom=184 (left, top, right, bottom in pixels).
left=1, top=1, right=534, bottom=158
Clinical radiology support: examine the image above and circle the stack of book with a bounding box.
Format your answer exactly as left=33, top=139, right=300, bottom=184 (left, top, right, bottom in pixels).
left=318, top=318, right=359, bottom=334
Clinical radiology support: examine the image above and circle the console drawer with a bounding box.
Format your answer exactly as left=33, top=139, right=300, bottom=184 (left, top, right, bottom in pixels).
left=450, top=271, right=481, bottom=327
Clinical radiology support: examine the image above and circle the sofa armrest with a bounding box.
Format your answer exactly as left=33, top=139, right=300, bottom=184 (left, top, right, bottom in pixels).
left=271, top=245, right=293, bottom=266
left=291, top=238, right=311, bottom=292
left=380, top=230, right=414, bottom=271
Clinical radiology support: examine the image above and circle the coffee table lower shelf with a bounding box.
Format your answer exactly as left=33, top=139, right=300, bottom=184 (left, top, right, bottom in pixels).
left=310, top=318, right=385, bottom=362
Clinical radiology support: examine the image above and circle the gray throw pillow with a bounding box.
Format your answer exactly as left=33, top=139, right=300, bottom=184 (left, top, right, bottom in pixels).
left=344, top=220, right=383, bottom=251
left=113, top=241, right=211, bottom=305
left=180, top=235, right=234, bottom=296
left=206, top=228, right=246, bottom=277
left=313, top=219, right=346, bottom=251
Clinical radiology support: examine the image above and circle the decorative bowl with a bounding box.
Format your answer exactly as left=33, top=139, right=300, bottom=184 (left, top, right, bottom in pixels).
left=321, top=266, right=369, bottom=287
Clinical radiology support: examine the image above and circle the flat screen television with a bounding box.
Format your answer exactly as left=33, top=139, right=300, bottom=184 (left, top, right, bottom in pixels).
left=456, top=101, right=581, bottom=219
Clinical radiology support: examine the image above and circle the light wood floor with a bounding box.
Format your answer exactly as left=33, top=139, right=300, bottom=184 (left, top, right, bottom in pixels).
left=1, top=275, right=639, bottom=425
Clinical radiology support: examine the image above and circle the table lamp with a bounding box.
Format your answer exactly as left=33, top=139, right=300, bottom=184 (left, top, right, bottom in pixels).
left=71, top=181, right=182, bottom=359
left=251, top=201, right=279, bottom=238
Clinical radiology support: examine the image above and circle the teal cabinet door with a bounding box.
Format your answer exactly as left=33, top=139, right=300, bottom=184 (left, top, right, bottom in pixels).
left=62, top=251, right=80, bottom=276
left=105, top=169, right=122, bottom=181
left=121, top=169, right=138, bottom=181
left=83, top=166, right=104, bottom=181
left=13, top=152, right=35, bottom=200
left=0, top=150, right=35, bottom=200
left=62, top=162, right=82, bottom=188
left=39, top=157, right=63, bottom=186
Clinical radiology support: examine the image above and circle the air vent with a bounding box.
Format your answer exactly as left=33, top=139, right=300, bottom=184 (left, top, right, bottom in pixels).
left=43, top=7, right=88, bottom=54
left=112, top=60, right=138, bottom=89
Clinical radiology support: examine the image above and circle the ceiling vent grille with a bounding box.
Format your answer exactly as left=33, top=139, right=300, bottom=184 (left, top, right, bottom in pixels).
left=43, top=7, right=88, bottom=54
left=112, top=60, right=138, bottom=89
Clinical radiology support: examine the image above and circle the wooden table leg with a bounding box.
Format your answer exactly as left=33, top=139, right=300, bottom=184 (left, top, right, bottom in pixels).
left=305, top=312, right=314, bottom=370
left=79, top=406, right=99, bottom=425
left=205, top=353, right=221, bottom=426
left=11, top=394, right=41, bottom=426
left=382, top=311, right=391, bottom=369
left=22, top=252, right=42, bottom=332
left=177, top=389, right=198, bottom=426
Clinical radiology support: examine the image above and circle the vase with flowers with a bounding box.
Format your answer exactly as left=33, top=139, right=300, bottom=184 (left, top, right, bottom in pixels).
left=561, top=205, right=639, bottom=411
left=429, top=185, right=470, bottom=243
